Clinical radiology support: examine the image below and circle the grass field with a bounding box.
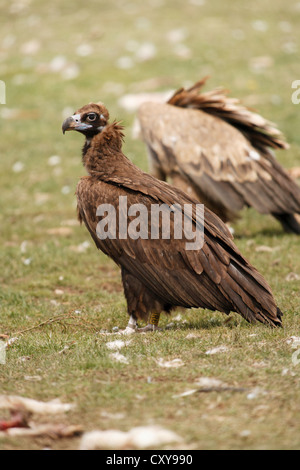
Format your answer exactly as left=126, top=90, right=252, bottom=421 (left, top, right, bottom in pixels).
left=0, top=0, right=300, bottom=450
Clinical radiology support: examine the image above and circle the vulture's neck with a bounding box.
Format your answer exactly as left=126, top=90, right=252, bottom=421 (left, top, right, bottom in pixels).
left=82, top=122, right=133, bottom=179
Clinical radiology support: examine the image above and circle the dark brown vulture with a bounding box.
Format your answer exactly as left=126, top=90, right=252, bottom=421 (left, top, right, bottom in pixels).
left=137, top=77, right=300, bottom=234
left=62, top=102, right=282, bottom=332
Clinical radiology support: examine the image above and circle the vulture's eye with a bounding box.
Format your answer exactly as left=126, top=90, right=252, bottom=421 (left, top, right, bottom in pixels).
left=87, top=113, right=97, bottom=122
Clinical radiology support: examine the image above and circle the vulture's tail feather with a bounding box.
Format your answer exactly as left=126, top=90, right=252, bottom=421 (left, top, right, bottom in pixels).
left=167, top=77, right=289, bottom=153
left=223, top=260, right=283, bottom=328
left=273, top=213, right=300, bottom=234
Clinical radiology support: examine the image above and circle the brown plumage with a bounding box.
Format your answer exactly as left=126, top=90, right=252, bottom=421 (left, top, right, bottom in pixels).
left=62, top=102, right=283, bottom=331
left=137, top=77, right=300, bottom=234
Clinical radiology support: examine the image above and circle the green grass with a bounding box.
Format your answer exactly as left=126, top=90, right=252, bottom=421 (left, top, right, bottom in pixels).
left=0, top=0, right=300, bottom=450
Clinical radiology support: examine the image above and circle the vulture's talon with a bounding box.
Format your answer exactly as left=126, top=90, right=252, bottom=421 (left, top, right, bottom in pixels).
left=119, top=326, right=137, bottom=335
left=137, top=324, right=161, bottom=333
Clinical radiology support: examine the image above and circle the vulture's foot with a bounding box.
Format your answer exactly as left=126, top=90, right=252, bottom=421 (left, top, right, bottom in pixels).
left=137, top=312, right=161, bottom=332
left=118, top=315, right=138, bottom=335
left=137, top=324, right=161, bottom=333
left=119, top=325, right=137, bottom=335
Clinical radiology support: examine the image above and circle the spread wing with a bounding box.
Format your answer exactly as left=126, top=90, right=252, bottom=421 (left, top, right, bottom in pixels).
left=138, top=82, right=300, bottom=218
left=76, top=171, right=281, bottom=326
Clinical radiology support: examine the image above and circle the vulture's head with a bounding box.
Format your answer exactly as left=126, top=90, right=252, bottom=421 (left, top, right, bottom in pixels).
left=62, top=102, right=109, bottom=138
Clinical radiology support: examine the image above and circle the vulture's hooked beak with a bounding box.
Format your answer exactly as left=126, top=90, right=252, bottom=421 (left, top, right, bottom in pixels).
left=62, top=114, right=93, bottom=134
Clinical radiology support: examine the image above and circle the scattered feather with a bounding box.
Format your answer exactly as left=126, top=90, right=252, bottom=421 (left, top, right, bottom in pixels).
left=48, top=155, right=61, bottom=166
left=0, top=423, right=82, bottom=439
left=285, top=272, right=300, bottom=281
left=61, top=63, right=80, bottom=81
left=155, top=358, right=184, bottom=368
left=24, top=375, right=42, bottom=382
left=185, top=332, right=201, bottom=339
left=100, top=411, right=125, bottom=420
left=195, top=377, right=225, bottom=388
left=115, top=56, right=134, bottom=70
left=106, top=340, right=132, bottom=350
left=247, top=387, right=268, bottom=400
left=166, top=28, right=187, bottom=44
left=20, top=39, right=40, bottom=55
left=79, top=425, right=182, bottom=450
left=109, top=352, right=129, bottom=364
left=12, top=161, right=25, bottom=173
left=172, top=389, right=198, bottom=398
left=249, top=56, right=273, bottom=73
left=0, top=396, right=74, bottom=414
left=135, top=42, right=157, bottom=62
left=205, top=345, right=229, bottom=355
left=69, top=241, right=91, bottom=253
left=251, top=20, right=268, bottom=32
left=76, top=44, right=93, bottom=57
left=54, top=289, right=64, bottom=296
left=61, top=185, right=71, bottom=195
left=255, top=245, right=279, bottom=253
left=47, top=227, right=73, bottom=236
left=286, top=336, right=300, bottom=348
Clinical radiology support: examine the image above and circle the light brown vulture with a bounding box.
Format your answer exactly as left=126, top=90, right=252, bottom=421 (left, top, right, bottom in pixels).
left=62, top=103, right=282, bottom=332
left=137, top=78, right=300, bottom=234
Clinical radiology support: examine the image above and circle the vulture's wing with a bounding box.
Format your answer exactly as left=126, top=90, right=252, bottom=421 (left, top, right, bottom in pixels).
left=76, top=171, right=282, bottom=327
left=138, top=80, right=300, bottom=220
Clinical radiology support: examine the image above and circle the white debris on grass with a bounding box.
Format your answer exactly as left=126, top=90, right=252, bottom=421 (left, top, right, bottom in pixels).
left=249, top=56, right=273, bottom=73
left=61, top=64, right=80, bottom=81
left=48, top=155, right=61, bottom=166
left=255, top=245, right=279, bottom=253
left=285, top=272, right=300, bottom=282
left=54, top=289, right=64, bottom=296
left=115, top=56, right=135, bottom=70
left=173, top=377, right=228, bottom=398
left=47, top=227, right=73, bottom=236
left=286, top=336, right=300, bottom=348
left=0, top=395, right=74, bottom=414
left=106, top=340, right=132, bottom=351
left=20, top=241, right=28, bottom=253
left=76, top=44, right=93, bottom=57
left=173, top=44, right=192, bottom=59
left=166, top=28, right=187, bottom=44
left=69, top=241, right=91, bottom=253
left=172, top=389, right=198, bottom=398
left=195, top=377, right=225, bottom=388
left=205, top=345, right=229, bottom=355
left=79, top=425, right=182, bottom=450
left=12, top=161, right=25, bottom=173
left=0, top=424, right=82, bottom=438
left=4, top=337, right=18, bottom=349
left=109, top=352, right=129, bottom=364
left=155, top=358, right=184, bottom=368
left=251, top=20, right=268, bottom=32
left=20, top=39, right=40, bottom=55
left=61, top=185, right=71, bottom=195
left=100, top=410, right=125, bottom=420
left=246, top=387, right=268, bottom=400
left=135, top=42, right=157, bottom=62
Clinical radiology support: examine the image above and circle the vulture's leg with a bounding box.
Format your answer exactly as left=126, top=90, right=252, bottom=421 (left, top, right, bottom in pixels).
left=137, top=312, right=161, bottom=333
left=121, top=267, right=166, bottom=333
left=120, top=315, right=138, bottom=335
